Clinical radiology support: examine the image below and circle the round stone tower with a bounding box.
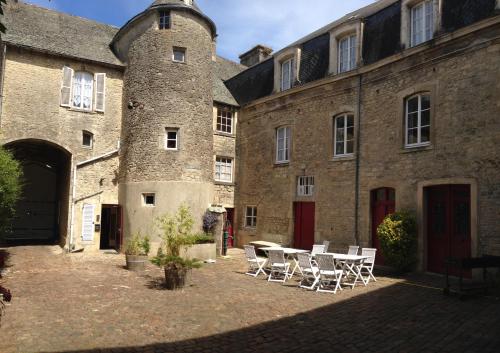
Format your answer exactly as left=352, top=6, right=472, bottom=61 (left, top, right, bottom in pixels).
left=112, top=0, right=217, bottom=242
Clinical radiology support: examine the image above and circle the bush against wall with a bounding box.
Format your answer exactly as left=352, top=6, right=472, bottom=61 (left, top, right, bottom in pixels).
left=377, top=210, right=417, bottom=273
left=0, top=145, right=23, bottom=237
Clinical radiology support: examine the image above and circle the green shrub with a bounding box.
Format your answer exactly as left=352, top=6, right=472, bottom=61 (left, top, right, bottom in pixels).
left=0, top=146, right=23, bottom=236
left=191, top=233, right=214, bottom=244
left=377, top=210, right=417, bottom=273
left=124, top=233, right=151, bottom=256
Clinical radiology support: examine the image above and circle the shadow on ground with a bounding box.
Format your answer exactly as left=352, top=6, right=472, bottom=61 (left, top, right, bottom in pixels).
left=47, top=279, right=500, bottom=353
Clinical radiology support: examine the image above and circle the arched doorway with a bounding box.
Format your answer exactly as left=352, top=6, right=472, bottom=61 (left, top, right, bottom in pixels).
left=371, top=187, right=396, bottom=265
left=4, top=140, right=71, bottom=245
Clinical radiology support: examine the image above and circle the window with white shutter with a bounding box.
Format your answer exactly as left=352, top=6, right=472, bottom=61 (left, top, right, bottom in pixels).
left=94, top=73, right=106, bottom=112
left=81, top=204, right=95, bottom=242
left=60, top=66, right=74, bottom=107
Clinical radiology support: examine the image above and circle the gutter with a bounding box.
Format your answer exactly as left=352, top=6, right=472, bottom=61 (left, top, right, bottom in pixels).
left=68, top=149, right=119, bottom=252
left=0, top=44, right=7, bottom=126
left=354, top=74, right=362, bottom=246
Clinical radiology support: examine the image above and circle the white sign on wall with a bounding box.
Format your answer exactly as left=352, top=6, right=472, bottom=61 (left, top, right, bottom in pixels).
left=81, top=204, right=95, bottom=242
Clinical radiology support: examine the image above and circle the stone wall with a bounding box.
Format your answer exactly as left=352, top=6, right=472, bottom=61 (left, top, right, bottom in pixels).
left=235, top=22, right=500, bottom=267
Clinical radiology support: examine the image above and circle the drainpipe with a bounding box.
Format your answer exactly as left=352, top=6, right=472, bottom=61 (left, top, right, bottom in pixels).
left=68, top=149, right=119, bottom=252
left=0, top=44, right=7, bottom=127
left=354, top=74, right=362, bottom=246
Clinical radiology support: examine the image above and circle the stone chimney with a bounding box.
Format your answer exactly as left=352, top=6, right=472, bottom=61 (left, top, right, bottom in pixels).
left=239, top=45, right=273, bottom=67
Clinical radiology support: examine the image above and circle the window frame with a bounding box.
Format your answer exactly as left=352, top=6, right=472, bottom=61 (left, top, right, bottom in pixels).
left=275, top=126, right=291, bottom=164
left=172, top=47, right=186, bottom=63
left=72, top=71, right=94, bottom=111
left=405, top=93, right=431, bottom=148
left=338, top=34, right=357, bottom=73
left=280, top=58, right=294, bottom=91
left=216, top=107, right=233, bottom=134
left=215, top=156, right=233, bottom=183
left=159, top=11, right=171, bottom=30
left=297, top=176, right=315, bottom=197
left=334, top=113, right=355, bottom=157
left=245, top=206, right=257, bottom=228
left=165, top=128, right=179, bottom=150
left=82, top=131, right=93, bottom=149
left=142, top=193, right=156, bottom=207
left=410, top=0, right=435, bottom=47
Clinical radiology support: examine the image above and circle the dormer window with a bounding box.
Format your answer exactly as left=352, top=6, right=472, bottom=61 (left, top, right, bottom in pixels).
left=338, top=34, right=357, bottom=73
left=411, top=0, right=434, bottom=46
left=281, top=58, right=294, bottom=91
left=159, top=11, right=170, bottom=30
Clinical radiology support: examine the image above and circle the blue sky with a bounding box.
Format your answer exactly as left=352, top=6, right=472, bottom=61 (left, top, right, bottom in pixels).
left=24, top=0, right=376, bottom=61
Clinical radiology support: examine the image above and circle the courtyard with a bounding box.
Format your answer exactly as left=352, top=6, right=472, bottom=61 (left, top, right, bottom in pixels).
left=0, top=246, right=499, bottom=353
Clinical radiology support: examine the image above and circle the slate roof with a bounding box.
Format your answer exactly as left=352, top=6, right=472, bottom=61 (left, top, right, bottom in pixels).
left=1, top=1, right=123, bottom=67
left=1, top=1, right=243, bottom=106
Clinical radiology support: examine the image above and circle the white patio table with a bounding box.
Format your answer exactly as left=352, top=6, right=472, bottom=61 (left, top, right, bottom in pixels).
left=323, top=253, right=370, bottom=288
left=260, top=247, right=310, bottom=277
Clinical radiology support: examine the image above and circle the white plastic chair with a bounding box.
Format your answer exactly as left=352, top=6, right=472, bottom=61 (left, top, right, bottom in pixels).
left=267, top=250, right=291, bottom=282
left=347, top=245, right=359, bottom=255
left=243, top=245, right=267, bottom=277
left=322, top=240, right=330, bottom=252
left=315, top=254, right=344, bottom=294
left=360, top=248, right=377, bottom=284
left=297, top=252, right=320, bottom=290
left=311, top=244, right=326, bottom=257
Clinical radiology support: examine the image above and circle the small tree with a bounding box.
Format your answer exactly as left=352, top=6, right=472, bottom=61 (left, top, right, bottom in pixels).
left=0, top=145, right=23, bottom=237
left=377, top=210, right=417, bottom=273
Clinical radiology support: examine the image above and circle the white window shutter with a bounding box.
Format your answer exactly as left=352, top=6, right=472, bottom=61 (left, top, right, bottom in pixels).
left=94, top=73, right=106, bottom=112
left=60, top=66, right=74, bottom=107
left=81, top=204, right=95, bottom=242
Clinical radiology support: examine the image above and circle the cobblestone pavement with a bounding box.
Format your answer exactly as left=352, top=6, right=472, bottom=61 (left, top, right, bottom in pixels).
left=0, top=246, right=499, bottom=353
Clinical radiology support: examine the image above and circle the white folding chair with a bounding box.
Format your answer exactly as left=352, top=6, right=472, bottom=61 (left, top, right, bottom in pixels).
left=243, top=245, right=267, bottom=277
left=267, top=249, right=291, bottom=283
left=360, top=248, right=377, bottom=284
left=316, top=254, right=344, bottom=294
left=311, top=244, right=326, bottom=257
left=297, top=252, right=320, bottom=290
left=322, top=240, right=330, bottom=252
left=347, top=245, right=359, bottom=255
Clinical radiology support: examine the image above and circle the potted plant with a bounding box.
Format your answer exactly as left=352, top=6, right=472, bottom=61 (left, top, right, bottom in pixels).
left=124, top=233, right=151, bottom=271
left=151, top=205, right=202, bottom=290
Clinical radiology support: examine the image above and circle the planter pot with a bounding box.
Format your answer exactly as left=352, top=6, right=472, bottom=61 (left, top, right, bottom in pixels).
left=125, top=254, right=148, bottom=271
left=164, top=266, right=191, bottom=290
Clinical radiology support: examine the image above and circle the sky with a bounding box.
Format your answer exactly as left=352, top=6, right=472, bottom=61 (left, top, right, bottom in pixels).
left=24, top=0, right=376, bottom=61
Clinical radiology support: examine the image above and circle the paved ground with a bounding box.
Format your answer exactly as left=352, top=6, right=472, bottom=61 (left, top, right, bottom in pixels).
left=0, top=246, right=499, bottom=353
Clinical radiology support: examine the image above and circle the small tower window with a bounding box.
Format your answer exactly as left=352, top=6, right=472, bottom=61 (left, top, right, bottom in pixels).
left=165, top=128, right=179, bottom=150
left=159, top=11, right=170, bottom=30
left=142, top=193, right=156, bottom=207
left=172, top=47, right=186, bottom=63
left=82, top=131, right=93, bottom=148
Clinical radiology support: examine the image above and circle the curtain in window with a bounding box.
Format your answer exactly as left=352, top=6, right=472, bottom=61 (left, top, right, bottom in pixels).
left=73, top=72, right=93, bottom=110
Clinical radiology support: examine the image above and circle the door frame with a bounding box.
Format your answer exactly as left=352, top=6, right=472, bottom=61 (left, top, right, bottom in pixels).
left=417, top=178, right=478, bottom=275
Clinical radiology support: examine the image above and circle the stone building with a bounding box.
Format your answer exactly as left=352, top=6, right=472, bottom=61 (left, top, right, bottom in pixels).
left=1, top=0, right=499, bottom=276
left=226, top=0, right=500, bottom=274
left=0, top=0, right=243, bottom=252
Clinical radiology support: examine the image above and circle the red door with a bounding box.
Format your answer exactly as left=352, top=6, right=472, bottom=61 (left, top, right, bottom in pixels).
left=427, top=185, right=471, bottom=276
left=371, top=188, right=396, bottom=265
left=225, top=208, right=234, bottom=248
left=294, top=202, right=315, bottom=250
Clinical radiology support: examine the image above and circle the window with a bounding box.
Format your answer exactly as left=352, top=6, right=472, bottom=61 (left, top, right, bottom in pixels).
left=405, top=93, right=431, bottom=147
left=245, top=206, right=257, bottom=228
left=159, top=11, right=170, bottom=30
left=297, top=176, right=315, bottom=197
left=165, top=128, right=179, bottom=150
left=173, top=47, right=186, bottom=63
left=216, top=108, right=233, bottom=134
left=338, top=34, right=357, bottom=73
left=276, top=126, right=291, bottom=163
left=280, top=58, right=294, bottom=91
left=72, top=72, right=93, bottom=110
left=142, top=193, right=156, bottom=207
left=334, top=114, right=355, bottom=156
left=411, top=0, right=434, bottom=47
left=215, top=157, right=233, bottom=183
left=82, top=131, right=93, bottom=148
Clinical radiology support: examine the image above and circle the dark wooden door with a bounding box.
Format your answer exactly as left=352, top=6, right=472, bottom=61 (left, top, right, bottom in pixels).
left=294, top=202, right=315, bottom=250
left=427, top=185, right=471, bottom=276
left=371, top=188, right=396, bottom=265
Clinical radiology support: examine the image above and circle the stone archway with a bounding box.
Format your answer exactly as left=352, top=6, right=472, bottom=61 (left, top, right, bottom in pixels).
left=4, top=139, right=72, bottom=245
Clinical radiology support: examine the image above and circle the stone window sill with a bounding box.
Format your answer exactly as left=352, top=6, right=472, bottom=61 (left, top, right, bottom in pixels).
left=215, top=181, right=235, bottom=187
left=214, top=131, right=236, bottom=139
left=401, top=144, right=434, bottom=154
left=331, top=154, right=356, bottom=162
left=274, top=162, right=290, bottom=168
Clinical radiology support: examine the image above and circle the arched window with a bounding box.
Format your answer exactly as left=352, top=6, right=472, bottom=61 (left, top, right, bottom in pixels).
left=405, top=93, right=431, bottom=147
left=72, top=72, right=93, bottom=110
